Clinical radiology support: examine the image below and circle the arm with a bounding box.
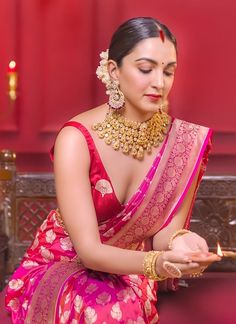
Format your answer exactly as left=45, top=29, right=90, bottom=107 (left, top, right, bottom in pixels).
left=152, top=164, right=222, bottom=277
left=152, top=164, right=207, bottom=252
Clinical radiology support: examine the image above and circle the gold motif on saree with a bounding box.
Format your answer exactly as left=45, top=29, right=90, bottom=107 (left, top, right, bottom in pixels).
left=95, top=179, right=113, bottom=197
left=96, top=292, right=112, bottom=306
left=85, top=306, right=98, bottom=323
left=111, top=302, right=122, bottom=321
left=74, top=295, right=83, bottom=313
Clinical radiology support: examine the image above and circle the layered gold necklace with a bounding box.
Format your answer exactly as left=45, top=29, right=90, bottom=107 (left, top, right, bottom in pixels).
left=92, top=110, right=170, bottom=160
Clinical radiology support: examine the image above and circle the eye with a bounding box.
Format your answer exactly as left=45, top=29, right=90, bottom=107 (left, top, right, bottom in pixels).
left=164, top=71, right=175, bottom=77
left=139, top=68, right=152, bottom=74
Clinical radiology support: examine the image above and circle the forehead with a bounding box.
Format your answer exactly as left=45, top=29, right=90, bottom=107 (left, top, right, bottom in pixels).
left=125, top=37, right=177, bottom=63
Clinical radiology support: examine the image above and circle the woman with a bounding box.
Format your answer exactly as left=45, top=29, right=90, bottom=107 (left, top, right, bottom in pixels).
left=5, top=17, right=220, bottom=323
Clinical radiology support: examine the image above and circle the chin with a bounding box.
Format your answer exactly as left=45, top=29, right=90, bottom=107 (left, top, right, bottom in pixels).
left=144, top=104, right=161, bottom=113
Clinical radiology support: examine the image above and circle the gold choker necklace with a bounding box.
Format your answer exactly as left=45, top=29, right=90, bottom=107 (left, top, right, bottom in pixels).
left=92, top=110, right=170, bottom=160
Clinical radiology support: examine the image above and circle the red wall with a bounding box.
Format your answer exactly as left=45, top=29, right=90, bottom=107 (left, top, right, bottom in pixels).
left=0, top=0, right=236, bottom=174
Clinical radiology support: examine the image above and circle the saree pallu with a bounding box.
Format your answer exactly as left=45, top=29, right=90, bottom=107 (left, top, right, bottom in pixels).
left=5, top=118, right=212, bottom=323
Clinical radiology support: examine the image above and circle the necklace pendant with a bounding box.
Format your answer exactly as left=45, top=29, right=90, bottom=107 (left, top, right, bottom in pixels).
left=112, top=140, right=120, bottom=150
left=137, top=147, right=144, bottom=160
left=147, top=144, right=152, bottom=154
left=105, top=137, right=112, bottom=145
left=131, top=147, right=138, bottom=157
left=122, top=143, right=129, bottom=154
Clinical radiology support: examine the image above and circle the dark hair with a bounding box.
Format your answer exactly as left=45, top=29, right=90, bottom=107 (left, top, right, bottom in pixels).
left=108, top=17, right=177, bottom=66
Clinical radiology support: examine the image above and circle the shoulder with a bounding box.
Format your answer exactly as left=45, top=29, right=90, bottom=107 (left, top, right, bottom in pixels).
left=69, top=104, right=108, bottom=128
left=54, top=103, right=107, bottom=154
left=54, top=126, right=90, bottom=167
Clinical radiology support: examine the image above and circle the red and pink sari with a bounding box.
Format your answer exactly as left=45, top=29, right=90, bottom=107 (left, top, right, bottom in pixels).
left=5, top=118, right=212, bottom=323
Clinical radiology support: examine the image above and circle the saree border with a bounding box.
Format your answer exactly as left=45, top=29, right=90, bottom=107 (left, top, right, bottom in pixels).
left=159, top=126, right=212, bottom=231
left=25, top=261, right=82, bottom=323
left=106, top=119, right=211, bottom=248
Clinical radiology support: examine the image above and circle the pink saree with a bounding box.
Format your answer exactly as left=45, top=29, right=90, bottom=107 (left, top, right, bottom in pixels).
left=5, top=118, right=212, bottom=323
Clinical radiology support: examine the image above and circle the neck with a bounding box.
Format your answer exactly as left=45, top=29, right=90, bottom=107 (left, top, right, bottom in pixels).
left=109, top=104, right=156, bottom=123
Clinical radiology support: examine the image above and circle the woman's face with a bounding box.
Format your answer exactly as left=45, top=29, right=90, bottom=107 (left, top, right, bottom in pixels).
left=110, top=37, right=177, bottom=119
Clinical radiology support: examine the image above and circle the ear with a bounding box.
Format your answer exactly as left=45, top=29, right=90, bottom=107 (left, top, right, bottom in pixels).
left=107, top=60, right=120, bottom=81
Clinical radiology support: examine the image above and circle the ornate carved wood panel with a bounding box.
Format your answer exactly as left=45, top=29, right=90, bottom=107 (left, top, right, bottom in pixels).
left=11, top=174, right=57, bottom=270
left=190, top=176, right=236, bottom=271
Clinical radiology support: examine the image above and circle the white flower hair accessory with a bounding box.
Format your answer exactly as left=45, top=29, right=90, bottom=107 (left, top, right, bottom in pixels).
left=96, top=49, right=110, bottom=93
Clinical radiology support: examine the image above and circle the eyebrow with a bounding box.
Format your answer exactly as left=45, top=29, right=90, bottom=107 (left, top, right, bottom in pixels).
left=135, top=58, right=177, bottom=66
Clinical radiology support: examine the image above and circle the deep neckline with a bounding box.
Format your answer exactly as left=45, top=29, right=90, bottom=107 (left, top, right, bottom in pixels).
left=64, top=119, right=173, bottom=207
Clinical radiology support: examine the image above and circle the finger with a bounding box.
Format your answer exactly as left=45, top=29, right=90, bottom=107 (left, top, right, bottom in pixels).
left=192, top=254, right=221, bottom=263
left=186, top=251, right=221, bottom=262
left=163, top=250, right=192, bottom=264
left=175, top=262, right=200, bottom=274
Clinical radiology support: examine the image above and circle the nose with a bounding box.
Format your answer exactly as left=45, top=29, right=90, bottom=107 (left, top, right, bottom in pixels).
left=152, top=69, right=164, bottom=90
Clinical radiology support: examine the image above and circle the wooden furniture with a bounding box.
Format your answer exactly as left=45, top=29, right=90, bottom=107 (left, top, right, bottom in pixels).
left=0, top=150, right=15, bottom=289
left=191, top=175, right=236, bottom=271
left=0, top=234, right=8, bottom=291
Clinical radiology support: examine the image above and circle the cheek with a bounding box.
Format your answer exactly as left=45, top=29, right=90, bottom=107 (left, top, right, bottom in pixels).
left=165, top=78, right=174, bottom=94
left=121, top=72, right=147, bottom=92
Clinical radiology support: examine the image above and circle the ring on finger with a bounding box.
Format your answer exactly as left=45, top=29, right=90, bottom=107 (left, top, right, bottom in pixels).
left=163, top=261, right=182, bottom=278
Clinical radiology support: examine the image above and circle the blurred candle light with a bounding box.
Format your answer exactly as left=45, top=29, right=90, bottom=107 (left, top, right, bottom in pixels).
left=8, top=60, right=17, bottom=72
left=7, top=60, right=18, bottom=101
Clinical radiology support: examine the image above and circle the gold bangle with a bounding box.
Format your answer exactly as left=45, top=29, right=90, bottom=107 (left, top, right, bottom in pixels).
left=143, top=251, right=167, bottom=281
left=168, top=229, right=191, bottom=250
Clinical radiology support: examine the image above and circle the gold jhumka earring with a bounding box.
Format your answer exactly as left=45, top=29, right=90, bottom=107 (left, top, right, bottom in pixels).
left=96, top=50, right=125, bottom=109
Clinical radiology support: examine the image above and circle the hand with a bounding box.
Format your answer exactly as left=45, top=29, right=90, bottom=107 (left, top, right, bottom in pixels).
left=171, top=231, right=209, bottom=254
left=155, top=249, right=221, bottom=279
left=170, top=231, right=221, bottom=275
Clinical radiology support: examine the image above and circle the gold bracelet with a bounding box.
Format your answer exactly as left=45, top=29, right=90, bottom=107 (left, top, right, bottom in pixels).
left=168, top=229, right=191, bottom=250
left=143, top=251, right=167, bottom=281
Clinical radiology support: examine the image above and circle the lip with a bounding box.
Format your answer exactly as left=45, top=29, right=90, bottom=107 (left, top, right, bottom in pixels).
left=145, top=94, right=162, bottom=101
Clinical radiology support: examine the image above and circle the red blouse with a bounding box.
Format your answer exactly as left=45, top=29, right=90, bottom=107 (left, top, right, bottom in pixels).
left=51, top=121, right=124, bottom=221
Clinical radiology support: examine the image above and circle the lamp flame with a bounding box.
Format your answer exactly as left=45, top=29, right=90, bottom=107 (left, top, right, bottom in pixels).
left=217, top=242, right=223, bottom=257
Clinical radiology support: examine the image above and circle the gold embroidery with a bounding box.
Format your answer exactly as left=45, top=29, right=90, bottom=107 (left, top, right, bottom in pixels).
left=95, top=179, right=113, bottom=197
left=55, top=208, right=65, bottom=228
